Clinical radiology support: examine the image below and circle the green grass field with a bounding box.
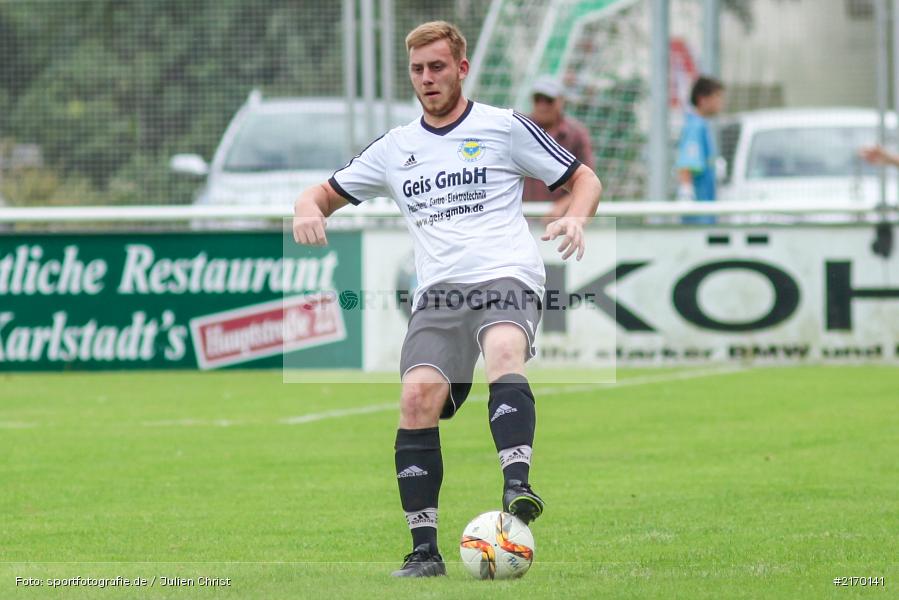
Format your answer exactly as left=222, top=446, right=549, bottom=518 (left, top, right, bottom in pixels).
left=1, top=366, right=897, bottom=599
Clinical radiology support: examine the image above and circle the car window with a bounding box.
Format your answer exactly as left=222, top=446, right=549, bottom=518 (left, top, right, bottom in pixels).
left=349, top=108, right=419, bottom=146
left=223, top=112, right=347, bottom=172
left=222, top=106, right=416, bottom=173
left=746, top=126, right=883, bottom=179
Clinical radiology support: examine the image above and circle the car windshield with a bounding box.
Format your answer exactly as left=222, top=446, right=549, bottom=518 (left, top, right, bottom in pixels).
left=746, top=126, right=887, bottom=179
left=223, top=111, right=348, bottom=172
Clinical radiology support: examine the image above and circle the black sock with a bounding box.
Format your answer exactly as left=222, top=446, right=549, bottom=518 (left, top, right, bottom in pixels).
left=488, top=373, right=536, bottom=486
left=395, top=427, right=443, bottom=552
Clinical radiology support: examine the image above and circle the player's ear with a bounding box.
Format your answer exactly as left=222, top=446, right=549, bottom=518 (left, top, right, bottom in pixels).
left=458, top=57, right=470, bottom=79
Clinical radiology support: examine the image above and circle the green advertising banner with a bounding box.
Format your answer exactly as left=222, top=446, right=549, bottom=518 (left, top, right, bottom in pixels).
left=0, top=232, right=362, bottom=371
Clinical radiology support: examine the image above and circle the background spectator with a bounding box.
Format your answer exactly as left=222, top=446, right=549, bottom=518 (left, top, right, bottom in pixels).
left=522, top=75, right=596, bottom=220
left=676, top=76, right=725, bottom=203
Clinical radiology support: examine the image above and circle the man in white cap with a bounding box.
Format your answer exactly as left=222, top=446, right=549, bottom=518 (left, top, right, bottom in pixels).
left=522, top=75, right=596, bottom=218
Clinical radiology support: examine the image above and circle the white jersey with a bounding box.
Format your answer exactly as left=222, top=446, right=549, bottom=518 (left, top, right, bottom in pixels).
left=329, top=100, right=580, bottom=306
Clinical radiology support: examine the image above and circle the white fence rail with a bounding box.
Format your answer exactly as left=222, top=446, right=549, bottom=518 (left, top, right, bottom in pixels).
left=0, top=201, right=897, bottom=224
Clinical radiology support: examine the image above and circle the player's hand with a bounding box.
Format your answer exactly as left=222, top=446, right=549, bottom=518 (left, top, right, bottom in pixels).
left=293, top=201, right=328, bottom=246
left=859, top=145, right=890, bottom=166
left=541, top=216, right=586, bottom=261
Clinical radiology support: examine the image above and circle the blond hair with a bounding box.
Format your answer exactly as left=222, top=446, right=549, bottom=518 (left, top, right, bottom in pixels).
left=405, top=21, right=467, bottom=63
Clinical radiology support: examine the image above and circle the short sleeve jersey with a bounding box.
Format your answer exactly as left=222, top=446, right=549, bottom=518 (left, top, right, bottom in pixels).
left=676, top=111, right=717, bottom=201
left=522, top=115, right=595, bottom=202
left=329, top=100, right=581, bottom=305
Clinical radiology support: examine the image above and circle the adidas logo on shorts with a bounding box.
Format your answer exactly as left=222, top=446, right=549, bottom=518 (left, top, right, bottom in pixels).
left=397, top=465, right=428, bottom=478
left=490, top=403, right=518, bottom=422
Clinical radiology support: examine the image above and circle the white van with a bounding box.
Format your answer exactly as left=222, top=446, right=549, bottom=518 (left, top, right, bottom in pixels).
left=171, top=91, right=419, bottom=225
left=717, top=108, right=897, bottom=208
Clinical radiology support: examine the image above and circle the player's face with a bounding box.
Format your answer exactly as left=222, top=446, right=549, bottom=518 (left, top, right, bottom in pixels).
left=409, top=40, right=469, bottom=119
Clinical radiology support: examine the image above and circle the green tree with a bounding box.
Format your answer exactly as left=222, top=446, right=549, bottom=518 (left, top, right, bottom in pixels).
left=1, top=0, right=345, bottom=205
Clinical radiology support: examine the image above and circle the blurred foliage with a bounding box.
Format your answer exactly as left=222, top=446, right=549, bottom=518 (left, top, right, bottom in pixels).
left=0, top=165, right=96, bottom=207
left=0, top=0, right=778, bottom=207
left=0, top=0, right=488, bottom=207
left=0, top=0, right=344, bottom=206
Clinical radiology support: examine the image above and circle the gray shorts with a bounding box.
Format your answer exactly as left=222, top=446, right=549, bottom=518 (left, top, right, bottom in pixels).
left=399, top=277, right=542, bottom=419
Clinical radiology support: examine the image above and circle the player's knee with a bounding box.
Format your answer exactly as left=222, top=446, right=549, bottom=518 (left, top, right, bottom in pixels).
left=400, top=380, right=445, bottom=426
left=483, top=333, right=527, bottom=375
left=494, top=342, right=523, bottom=366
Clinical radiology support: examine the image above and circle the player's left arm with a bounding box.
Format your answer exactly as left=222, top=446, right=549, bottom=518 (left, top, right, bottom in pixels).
left=541, top=164, right=602, bottom=261
left=509, top=112, right=601, bottom=260
left=544, top=124, right=596, bottom=222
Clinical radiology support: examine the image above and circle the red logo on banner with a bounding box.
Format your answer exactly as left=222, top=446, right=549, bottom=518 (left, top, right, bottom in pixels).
left=189, top=293, right=346, bottom=370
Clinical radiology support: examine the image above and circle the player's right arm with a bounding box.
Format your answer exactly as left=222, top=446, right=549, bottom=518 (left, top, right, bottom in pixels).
left=293, top=182, right=348, bottom=246
left=294, top=133, right=392, bottom=246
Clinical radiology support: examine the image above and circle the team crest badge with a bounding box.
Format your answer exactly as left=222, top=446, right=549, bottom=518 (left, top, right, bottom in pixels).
left=457, top=138, right=486, bottom=162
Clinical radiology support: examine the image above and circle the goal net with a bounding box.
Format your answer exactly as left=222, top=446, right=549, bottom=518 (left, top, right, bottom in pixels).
left=468, top=0, right=704, bottom=201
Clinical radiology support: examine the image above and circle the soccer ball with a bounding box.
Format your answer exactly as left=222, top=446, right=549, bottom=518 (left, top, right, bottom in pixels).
left=460, top=511, right=535, bottom=580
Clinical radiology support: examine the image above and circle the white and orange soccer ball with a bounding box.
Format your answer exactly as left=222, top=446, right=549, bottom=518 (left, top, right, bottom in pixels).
left=459, top=511, right=535, bottom=580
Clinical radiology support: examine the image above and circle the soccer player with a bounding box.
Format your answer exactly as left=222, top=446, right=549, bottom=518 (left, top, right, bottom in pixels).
left=293, top=21, right=601, bottom=577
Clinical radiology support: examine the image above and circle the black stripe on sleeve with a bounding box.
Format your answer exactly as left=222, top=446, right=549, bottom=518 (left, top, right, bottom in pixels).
left=545, top=132, right=577, bottom=163
left=548, top=159, right=581, bottom=192
left=327, top=133, right=387, bottom=206
left=331, top=133, right=386, bottom=179
left=512, top=113, right=572, bottom=167
left=328, top=176, right=361, bottom=205
left=515, top=112, right=577, bottom=163
left=541, top=127, right=577, bottom=163
left=513, top=112, right=569, bottom=166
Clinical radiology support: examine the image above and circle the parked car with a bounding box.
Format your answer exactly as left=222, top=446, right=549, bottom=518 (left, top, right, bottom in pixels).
left=171, top=91, right=419, bottom=226
left=717, top=108, right=897, bottom=208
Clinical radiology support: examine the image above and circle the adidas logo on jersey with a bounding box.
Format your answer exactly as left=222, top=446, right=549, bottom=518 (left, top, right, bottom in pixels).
left=403, top=154, right=417, bottom=167
left=397, top=465, right=428, bottom=478
left=490, top=403, right=518, bottom=422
